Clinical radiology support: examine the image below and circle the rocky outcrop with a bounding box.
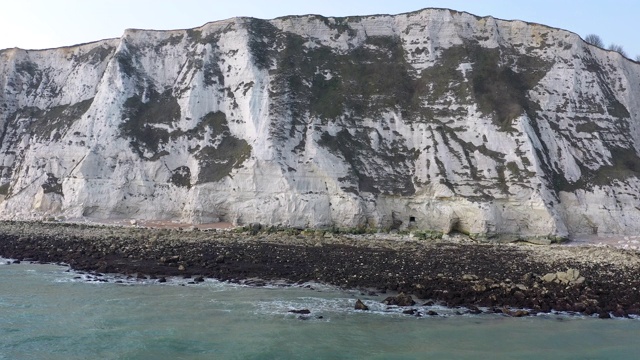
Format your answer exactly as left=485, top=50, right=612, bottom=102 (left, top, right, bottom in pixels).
left=354, top=299, right=369, bottom=310
left=1, top=8, right=640, bottom=240
left=382, top=293, right=415, bottom=306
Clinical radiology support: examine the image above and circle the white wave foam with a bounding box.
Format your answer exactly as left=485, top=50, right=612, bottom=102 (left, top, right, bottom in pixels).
left=0, top=257, right=16, bottom=265
left=248, top=296, right=481, bottom=321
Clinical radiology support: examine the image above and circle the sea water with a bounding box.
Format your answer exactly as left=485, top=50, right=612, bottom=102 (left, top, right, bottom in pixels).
left=1, top=259, right=639, bottom=359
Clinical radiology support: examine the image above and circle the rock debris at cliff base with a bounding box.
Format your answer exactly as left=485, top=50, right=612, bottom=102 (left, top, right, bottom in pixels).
left=1, top=221, right=639, bottom=318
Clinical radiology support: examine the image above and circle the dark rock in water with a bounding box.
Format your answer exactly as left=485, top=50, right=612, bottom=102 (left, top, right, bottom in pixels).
left=289, top=309, right=311, bottom=314
left=317, top=316, right=324, bottom=319
left=468, top=306, right=483, bottom=314
left=298, top=315, right=310, bottom=320
left=512, top=310, right=530, bottom=317
left=402, top=309, right=417, bottom=315
left=355, top=299, right=369, bottom=311
left=426, top=310, right=438, bottom=316
left=136, top=274, right=147, bottom=280
left=194, top=276, right=205, bottom=282
left=598, top=312, right=611, bottom=319
left=12, top=260, right=20, bottom=264
left=613, top=307, right=627, bottom=318
left=157, top=277, right=167, bottom=283
left=502, top=307, right=530, bottom=317
left=382, top=292, right=415, bottom=306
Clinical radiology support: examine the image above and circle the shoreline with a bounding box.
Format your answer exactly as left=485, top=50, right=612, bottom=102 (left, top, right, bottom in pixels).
left=1, top=221, right=639, bottom=318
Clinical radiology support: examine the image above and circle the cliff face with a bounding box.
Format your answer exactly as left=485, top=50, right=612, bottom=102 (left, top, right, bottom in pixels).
left=1, top=8, right=640, bottom=239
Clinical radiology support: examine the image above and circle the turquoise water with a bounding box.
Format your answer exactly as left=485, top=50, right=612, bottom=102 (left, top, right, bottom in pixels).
left=1, top=259, right=640, bottom=359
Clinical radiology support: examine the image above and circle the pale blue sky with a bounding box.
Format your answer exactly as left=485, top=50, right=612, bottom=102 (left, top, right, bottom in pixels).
left=1, top=0, right=638, bottom=58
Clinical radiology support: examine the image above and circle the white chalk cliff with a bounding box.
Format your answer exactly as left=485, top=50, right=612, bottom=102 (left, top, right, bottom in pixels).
left=1, top=8, right=640, bottom=240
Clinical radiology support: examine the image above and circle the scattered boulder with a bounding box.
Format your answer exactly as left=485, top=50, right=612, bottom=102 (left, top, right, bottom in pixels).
left=501, top=307, right=530, bottom=317
left=157, top=277, right=167, bottom=283
left=289, top=309, right=311, bottom=314
left=541, top=268, right=585, bottom=285
left=472, top=284, right=487, bottom=292
left=382, top=292, right=415, bottom=306
left=598, top=311, right=611, bottom=319
left=512, top=310, right=530, bottom=317
left=249, top=223, right=262, bottom=235
left=402, top=309, right=417, bottom=315
left=160, top=255, right=180, bottom=264
left=426, top=310, right=438, bottom=316
left=355, top=299, right=369, bottom=310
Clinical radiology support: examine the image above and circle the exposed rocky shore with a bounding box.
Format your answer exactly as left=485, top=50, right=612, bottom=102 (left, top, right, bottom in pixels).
left=1, top=221, right=639, bottom=318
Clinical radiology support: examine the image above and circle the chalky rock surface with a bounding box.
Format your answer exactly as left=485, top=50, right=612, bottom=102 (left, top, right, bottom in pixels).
left=1, top=8, right=640, bottom=240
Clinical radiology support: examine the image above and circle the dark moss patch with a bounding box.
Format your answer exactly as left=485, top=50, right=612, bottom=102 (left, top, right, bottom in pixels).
left=203, top=53, right=224, bottom=87
left=196, top=136, right=251, bottom=183
left=119, top=99, right=250, bottom=182
left=115, top=48, right=138, bottom=78
left=579, top=147, right=640, bottom=189
left=15, top=61, right=39, bottom=77
left=191, top=111, right=227, bottom=138
left=187, top=27, right=228, bottom=44
left=75, top=45, right=115, bottom=64
left=119, top=89, right=180, bottom=159
left=10, top=98, right=94, bottom=141
left=318, top=129, right=418, bottom=195
left=190, top=112, right=252, bottom=184
left=166, top=111, right=227, bottom=143
left=156, top=34, right=184, bottom=48
left=246, top=18, right=279, bottom=70
left=575, top=122, right=602, bottom=133
left=169, top=166, right=191, bottom=188
left=469, top=45, right=552, bottom=131
left=0, top=183, right=10, bottom=196
left=247, top=22, right=423, bottom=125
left=42, top=173, right=63, bottom=195
left=583, top=55, right=631, bottom=119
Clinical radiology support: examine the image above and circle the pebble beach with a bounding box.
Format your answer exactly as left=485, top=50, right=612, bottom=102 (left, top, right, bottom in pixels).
left=1, top=221, right=639, bottom=318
